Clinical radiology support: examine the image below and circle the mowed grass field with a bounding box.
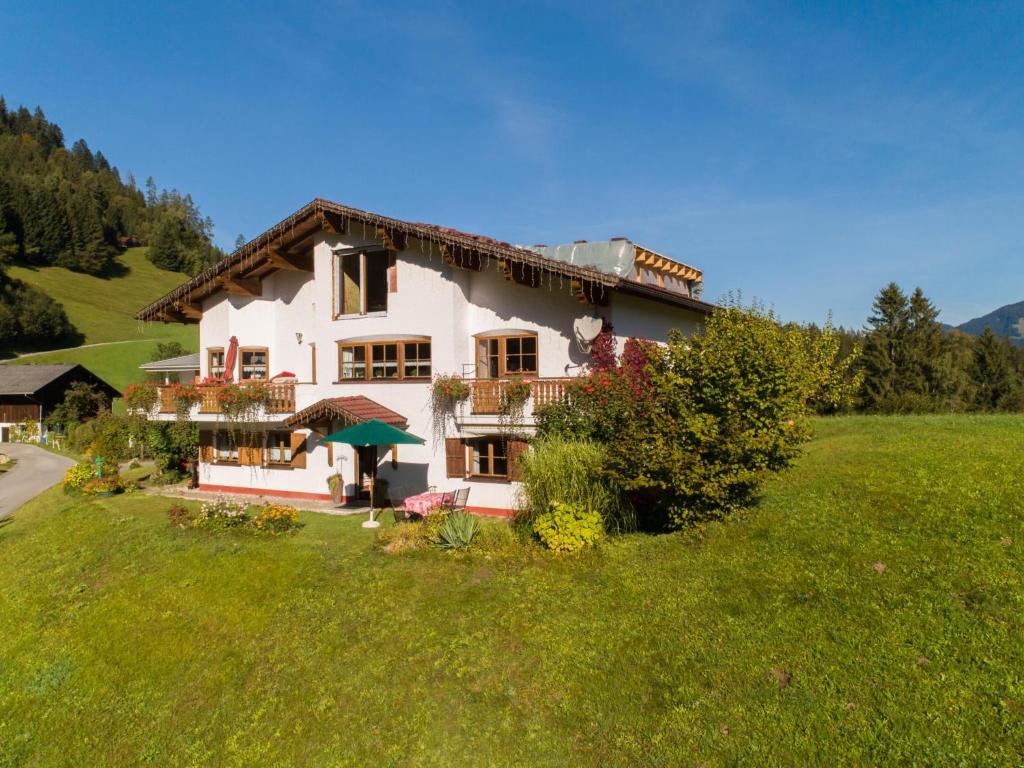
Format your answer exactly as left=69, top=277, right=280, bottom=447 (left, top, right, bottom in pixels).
left=1, top=416, right=1022, bottom=766
left=3, top=247, right=198, bottom=392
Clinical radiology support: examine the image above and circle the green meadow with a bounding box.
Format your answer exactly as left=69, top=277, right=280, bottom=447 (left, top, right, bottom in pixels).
left=3, top=247, right=197, bottom=391
left=1, top=416, right=1022, bottom=766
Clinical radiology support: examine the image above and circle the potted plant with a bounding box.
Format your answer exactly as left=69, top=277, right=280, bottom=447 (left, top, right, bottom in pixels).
left=327, top=472, right=345, bottom=505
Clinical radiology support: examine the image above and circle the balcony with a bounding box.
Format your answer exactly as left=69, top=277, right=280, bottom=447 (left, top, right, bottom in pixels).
left=157, top=381, right=297, bottom=416
left=469, top=377, right=570, bottom=416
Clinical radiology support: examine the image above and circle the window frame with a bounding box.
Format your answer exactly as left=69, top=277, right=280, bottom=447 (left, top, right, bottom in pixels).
left=238, top=347, right=269, bottom=381
left=467, top=437, right=508, bottom=479
left=333, top=247, right=390, bottom=319
left=266, top=430, right=294, bottom=466
left=336, top=338, right=431, bottom=382
left=214, top=430, right=239, bottom=464
left=208, top=347, right=225, bottom=379
left=474, top=333, right=538, bottom=378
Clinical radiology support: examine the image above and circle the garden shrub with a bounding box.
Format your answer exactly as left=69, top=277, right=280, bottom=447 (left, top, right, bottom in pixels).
left=472, top=521, right=523, bottom=555
left=517, top=436, right=630, bottom=530
left=62, top=462, right=96, bottom=493
left=80, top=475, right=123, bottom=496
left=436, top=510, right=480, bottom=550
left=376, top=521, right=431, bottom=554
left=532, top=501, right=603, bottom=553
left=167, top=504, right=195, bottom=528
left=195, top=497, right=249, bottom=529
left=251, top=504, right=301, bottom=533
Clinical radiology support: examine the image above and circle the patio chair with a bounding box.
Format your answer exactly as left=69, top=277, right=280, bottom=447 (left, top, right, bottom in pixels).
left=442, top=487, right=470, bottom=512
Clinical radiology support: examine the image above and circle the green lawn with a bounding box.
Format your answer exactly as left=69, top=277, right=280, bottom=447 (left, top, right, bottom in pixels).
left=7, top=247, right=197, bottom=348
left=1, top=416, right=1022, bottom=766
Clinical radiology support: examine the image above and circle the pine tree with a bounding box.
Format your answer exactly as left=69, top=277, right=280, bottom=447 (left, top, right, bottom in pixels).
left=905, top=287, right=951, bottom=405
left=860, top=283, right=910, bottom=410
left=972, top=328, right=1022, bottom=411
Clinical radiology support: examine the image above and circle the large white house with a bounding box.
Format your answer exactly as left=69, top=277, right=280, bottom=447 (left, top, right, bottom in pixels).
left=136, top=199, right=712, bottom=515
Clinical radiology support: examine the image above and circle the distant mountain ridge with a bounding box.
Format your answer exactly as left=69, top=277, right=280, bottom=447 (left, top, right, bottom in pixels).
left=954, top=301, right=1024, bottom=347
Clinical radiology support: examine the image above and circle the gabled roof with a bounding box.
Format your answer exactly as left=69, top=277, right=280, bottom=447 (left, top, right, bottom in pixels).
left=139, top=353, right=201, bottom=372
left=0, top=364, right=119, bottom=398
left=135, top=199, right=715, bottom=322
left=0, top=364, right=77, bottom=395
left=283, top=396, right=408, bottom=430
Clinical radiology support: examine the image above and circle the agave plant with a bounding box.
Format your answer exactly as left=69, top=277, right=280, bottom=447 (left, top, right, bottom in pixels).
left=436, top=510, right=480, bottom=550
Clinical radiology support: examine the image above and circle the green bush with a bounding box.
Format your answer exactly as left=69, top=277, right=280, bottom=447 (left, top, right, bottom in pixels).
left=436, top=510, right=480, bottom=550
left=517, top=436, right=630, bottom=530
left=532, top=501, right=604, bottom=553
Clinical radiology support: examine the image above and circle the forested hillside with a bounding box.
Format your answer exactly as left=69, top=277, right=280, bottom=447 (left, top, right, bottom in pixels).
left=0, top=97, right=222, bottom=352
left=957, top=300, right=1024, bottom=347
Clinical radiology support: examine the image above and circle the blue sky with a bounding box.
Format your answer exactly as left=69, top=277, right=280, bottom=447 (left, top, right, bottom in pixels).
left=2, top=1, right=1022, bottom=328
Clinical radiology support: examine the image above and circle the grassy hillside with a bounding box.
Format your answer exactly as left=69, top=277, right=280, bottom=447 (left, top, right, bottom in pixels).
left=7, top=247, right=197, bottom=347
left=1, top=416, right=1022, bottom=765
left=3, top=247, right=197, bottom=390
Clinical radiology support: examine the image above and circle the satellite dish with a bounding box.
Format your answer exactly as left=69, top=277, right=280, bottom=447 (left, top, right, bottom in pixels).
left=574, top=316, right=604, bottom=353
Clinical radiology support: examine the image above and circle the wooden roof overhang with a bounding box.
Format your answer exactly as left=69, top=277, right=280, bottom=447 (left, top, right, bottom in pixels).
left=633, top=245, right=703, bottom=284
left=136, top=199, right=623, bottom=323
left=282, top=395, right=409, bottom=432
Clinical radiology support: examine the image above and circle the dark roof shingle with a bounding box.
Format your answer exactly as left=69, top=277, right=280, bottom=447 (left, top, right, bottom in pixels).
left=0, top=364, right=78, bottom=395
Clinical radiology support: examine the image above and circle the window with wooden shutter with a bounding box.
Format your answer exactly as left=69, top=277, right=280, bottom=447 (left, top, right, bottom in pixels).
left=467, top=437, right=508, bottom=478
left=266, top=431, right=293, bottom=465
left=239, top=441, right=262, bottom=466
left=289, top=431, right=307, bottom=469
left=445, top=437, right=466, bottom=478
left=507, top=440, right=528, bottom=481
left=199, top=431, right=214, bottom=463
left=388, top=252, right=398, bottom=293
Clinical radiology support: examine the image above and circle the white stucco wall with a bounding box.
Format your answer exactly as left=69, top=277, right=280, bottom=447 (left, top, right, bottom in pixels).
left=192, top=231, right=707, bottom=511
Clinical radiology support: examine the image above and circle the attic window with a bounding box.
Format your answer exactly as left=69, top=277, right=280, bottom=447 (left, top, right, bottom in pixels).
left=334, top=248, right=388, bottom=317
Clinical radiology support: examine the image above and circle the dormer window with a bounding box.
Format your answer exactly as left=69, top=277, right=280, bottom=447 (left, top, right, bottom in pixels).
left=334, top=247, right=388, bottom=317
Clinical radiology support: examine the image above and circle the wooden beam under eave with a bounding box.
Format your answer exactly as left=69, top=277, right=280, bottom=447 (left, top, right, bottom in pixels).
left=377, top=226, right=407, bottom=253
left=157, top=309, right=190, bottom=323
left=266, top=249, right=305, bottom=271
left=321, top=211, right=346, bottom=234
left=221, top=275, right=262, bottom=296
left=176, top=302, right=203, bottom=320
left=439, top=243, right=482, bottom=272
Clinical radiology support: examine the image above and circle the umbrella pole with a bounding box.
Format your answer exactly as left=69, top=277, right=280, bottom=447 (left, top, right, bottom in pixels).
left=361, top=445, right=381, bottom=529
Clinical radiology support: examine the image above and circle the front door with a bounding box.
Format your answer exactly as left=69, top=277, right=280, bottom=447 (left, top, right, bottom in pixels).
left=354, top=446, right=377, bottom=502
left=0, top=426, right=8, bottom=442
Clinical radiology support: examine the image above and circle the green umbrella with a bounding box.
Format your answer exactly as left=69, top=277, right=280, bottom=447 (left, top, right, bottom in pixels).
left=320, top=419, right=425, bottom=448
left=319, top=420, right=425, bottom=527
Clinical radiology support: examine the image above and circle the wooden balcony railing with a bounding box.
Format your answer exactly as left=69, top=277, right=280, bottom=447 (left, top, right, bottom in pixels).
left=470, top=378, right=570, bottom=415
left=157, top=382, right=296, bottom=415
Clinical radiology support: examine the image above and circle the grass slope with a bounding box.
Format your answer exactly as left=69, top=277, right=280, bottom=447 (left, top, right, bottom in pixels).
left=1, top=416, right=1022, bottom=766
left=7, top=247, right=196, bottom=347
left=3, top=247, right=197, bottom=390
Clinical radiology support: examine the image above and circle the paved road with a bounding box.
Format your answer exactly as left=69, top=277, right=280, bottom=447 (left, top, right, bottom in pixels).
left=0, top=444, right=75, bottom=520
